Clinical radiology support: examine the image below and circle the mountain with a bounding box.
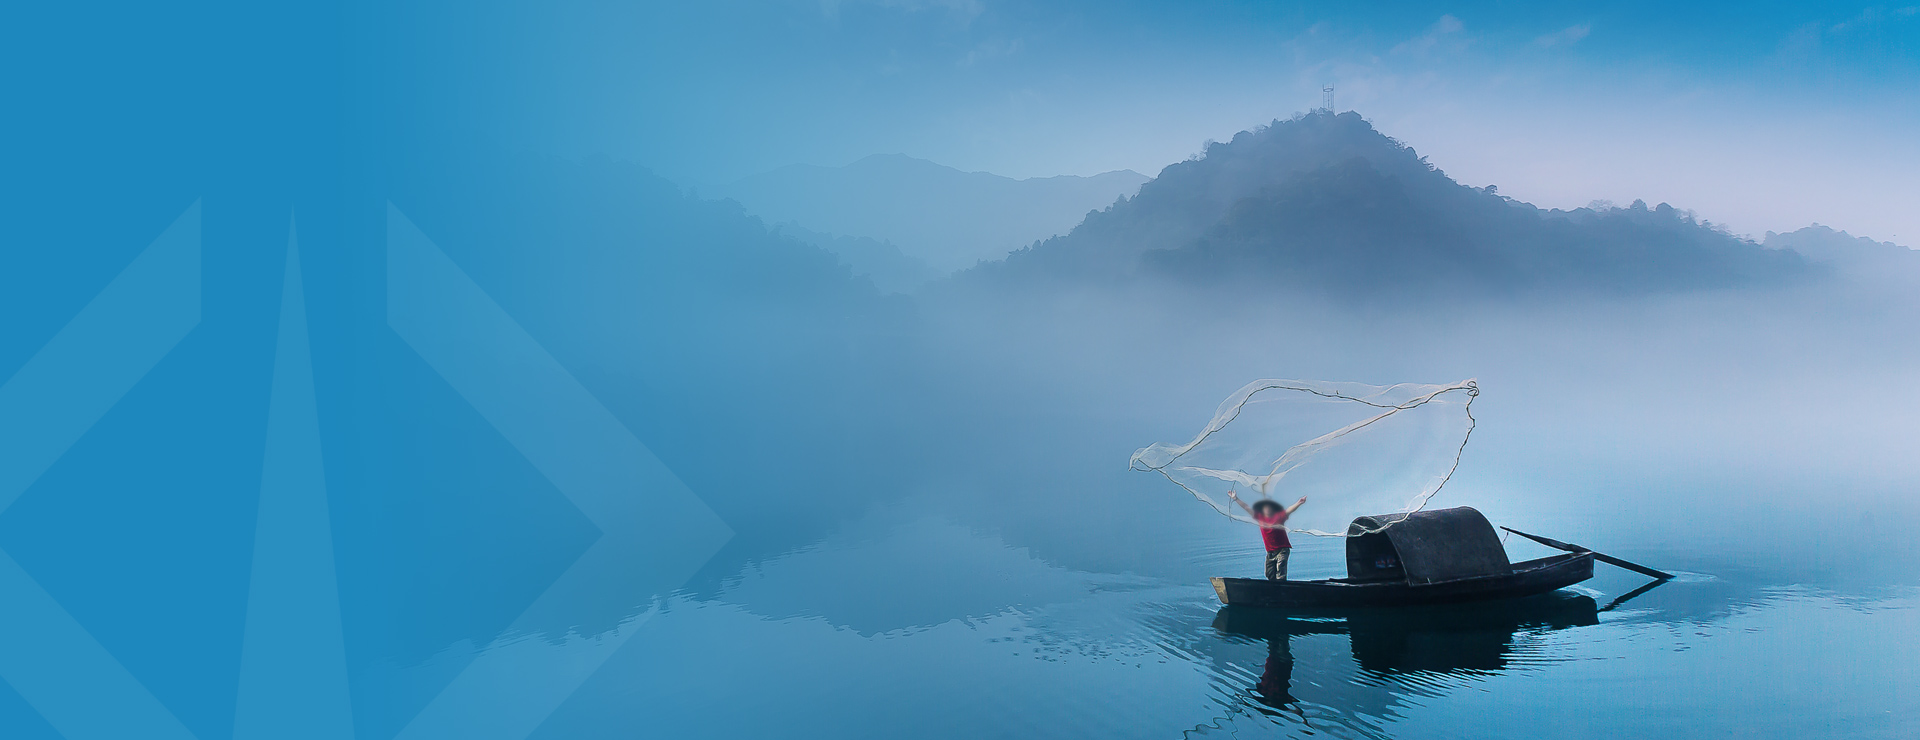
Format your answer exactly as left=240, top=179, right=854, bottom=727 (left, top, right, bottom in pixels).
left=721, top=154, right=1149, bottom=273
left=1764, top=225, right=1916, bottom=265
left=769, top=221, right=944, bottom=295
left=1764, top=224, right=1919, bottom=289
left=982, top=112, right=1807, bottom=295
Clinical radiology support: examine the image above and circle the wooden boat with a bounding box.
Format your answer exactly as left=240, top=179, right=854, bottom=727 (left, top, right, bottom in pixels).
left=1211, top=506, right=1596, bottom=608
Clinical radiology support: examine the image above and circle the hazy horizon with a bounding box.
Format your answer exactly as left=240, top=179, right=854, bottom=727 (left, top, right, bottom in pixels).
left=509, top=2, right=1920, bottom=245
left=713, top=113, right=1917, bottom=252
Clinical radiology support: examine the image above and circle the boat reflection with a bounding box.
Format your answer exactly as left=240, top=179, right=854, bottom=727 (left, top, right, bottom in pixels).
left=1211, top=591, right=1610, bottom=711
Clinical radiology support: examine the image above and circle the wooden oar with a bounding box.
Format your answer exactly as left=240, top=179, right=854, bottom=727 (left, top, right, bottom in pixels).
left=1500, top=527, right=1674, bottom=580
left=1597, top=578, right=1668, bottom=612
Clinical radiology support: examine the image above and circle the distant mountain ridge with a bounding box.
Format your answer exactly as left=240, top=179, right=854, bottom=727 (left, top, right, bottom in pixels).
left=981, top=112, right=1808, bottom=295
left=769, top=221, right=944, bottom=295
left=722, top=154, right=1149, bottom=272
left=1763, top=224, right=1913, bottom=263
left=1763, top=224, right=1918, bottom=286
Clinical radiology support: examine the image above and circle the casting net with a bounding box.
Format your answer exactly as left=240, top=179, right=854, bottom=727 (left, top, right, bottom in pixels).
left=1129, top=379, right=1478, bottom=536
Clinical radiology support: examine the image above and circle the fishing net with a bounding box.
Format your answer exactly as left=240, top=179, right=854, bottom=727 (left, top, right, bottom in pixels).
left=1130, top=379, right=1478, bottom=537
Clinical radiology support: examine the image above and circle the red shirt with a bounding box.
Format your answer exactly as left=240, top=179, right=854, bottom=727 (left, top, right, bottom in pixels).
left=1256, top=509, right=1291, bottom=551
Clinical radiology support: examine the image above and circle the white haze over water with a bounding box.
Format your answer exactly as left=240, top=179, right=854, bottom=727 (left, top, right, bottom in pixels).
left=913, top=271, right=1920, bottom=584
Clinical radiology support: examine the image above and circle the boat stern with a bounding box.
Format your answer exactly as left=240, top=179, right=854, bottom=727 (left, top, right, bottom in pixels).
left=1210, top=577, right=1230, bottom=604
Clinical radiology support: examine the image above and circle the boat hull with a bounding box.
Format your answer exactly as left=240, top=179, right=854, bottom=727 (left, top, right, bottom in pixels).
left=1212, top=552, right=1595, bottom=609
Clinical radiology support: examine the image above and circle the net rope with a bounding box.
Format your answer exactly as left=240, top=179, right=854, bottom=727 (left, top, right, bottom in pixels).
left=1130, top=379, right=1478, bottom=537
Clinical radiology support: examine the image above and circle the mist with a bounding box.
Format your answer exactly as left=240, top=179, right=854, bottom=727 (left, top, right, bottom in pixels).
left=358, top=111, right=1920, bottom=604
left=8, top=3, right=1918, bottom=738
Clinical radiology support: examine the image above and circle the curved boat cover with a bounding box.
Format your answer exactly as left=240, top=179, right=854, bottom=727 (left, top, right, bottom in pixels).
left=1346, top=506, right=1511, bottom=585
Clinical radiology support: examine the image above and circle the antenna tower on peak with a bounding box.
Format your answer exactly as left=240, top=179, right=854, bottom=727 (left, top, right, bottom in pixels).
left=1321, top=85, right=1335, bottom=114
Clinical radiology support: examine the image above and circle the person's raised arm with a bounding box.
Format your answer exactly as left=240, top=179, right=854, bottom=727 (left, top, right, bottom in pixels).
left=1284, top=496, right=1307, bottom=515
left=1226, top=490, right=1255, bottom=517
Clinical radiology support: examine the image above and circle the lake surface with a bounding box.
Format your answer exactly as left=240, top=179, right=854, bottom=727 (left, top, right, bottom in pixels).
left=448, top=496, right=1919, bottom=739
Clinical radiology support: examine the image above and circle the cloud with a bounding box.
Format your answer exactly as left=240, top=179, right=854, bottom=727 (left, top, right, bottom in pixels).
left=1775, top=5, right=1920, bottom=64
left=1830, top=5, right=1920, bottom=32
left=1533, top=23, right=1592, bottom=48
left=1392, top=15, right=1468, bottom=57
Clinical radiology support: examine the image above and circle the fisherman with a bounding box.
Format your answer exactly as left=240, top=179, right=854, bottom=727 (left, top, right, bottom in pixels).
left=1228, top=490, right=1307, bottom=580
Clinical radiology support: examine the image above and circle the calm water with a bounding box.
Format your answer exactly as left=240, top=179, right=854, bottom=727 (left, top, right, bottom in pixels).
left=465, top=500, right=1917, bottom=739
left=3, top=400, right=1912, bottom=740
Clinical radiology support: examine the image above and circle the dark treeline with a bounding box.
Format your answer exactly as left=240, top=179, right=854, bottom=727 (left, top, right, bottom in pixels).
left=979, top=112, right=1809, bottom=297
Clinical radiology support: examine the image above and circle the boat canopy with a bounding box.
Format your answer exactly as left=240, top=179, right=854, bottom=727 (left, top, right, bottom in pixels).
left=1345, top=506, right=1512, bottom=585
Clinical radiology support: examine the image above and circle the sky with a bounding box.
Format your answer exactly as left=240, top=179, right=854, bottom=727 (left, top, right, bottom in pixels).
left=386, top=0, right=1920, bottom=243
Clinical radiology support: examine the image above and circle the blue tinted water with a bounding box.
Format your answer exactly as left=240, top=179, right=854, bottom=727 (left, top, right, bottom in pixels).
left=516, top=507, right=1918, bottom=739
